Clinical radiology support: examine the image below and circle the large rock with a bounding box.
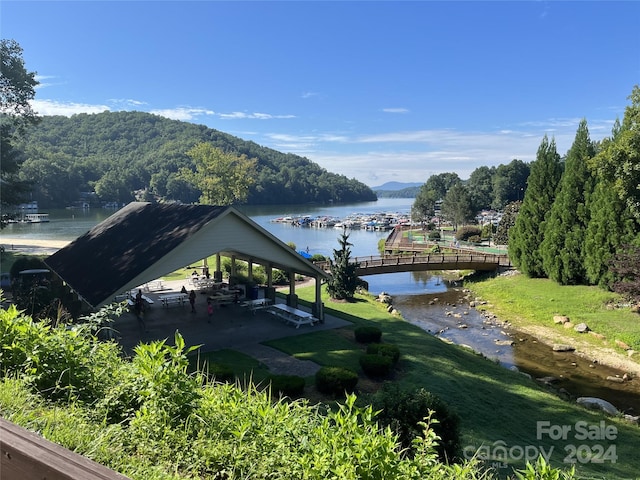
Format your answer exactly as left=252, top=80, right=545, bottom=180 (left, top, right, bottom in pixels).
left=574, top=322, right=590, bottom=333
left=577, top=397, right=619, bottom=416
left=552, top=344, right=575, bottom=352
left=553, top=315, right=570, bottom=324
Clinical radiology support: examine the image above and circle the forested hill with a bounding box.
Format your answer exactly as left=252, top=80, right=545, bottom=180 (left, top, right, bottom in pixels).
left=14, top=111, right=377, bottom=208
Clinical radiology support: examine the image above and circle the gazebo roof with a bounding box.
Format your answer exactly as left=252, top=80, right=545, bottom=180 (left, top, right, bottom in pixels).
left=45, top=202, right=327, bottom=308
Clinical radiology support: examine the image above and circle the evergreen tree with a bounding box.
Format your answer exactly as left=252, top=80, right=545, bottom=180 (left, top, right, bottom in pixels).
left=326, top=230, right=359, bottom=301
left=508, top=136, right=562, bottom=277
left=584, top=176, right=637, bottom=287
left=541, top=120, right=595, bottom=284
left=493, top=201, right=521, bottom=246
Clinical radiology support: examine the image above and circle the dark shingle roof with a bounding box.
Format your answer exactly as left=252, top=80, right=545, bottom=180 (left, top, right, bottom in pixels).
left=45, top=202, right=226, bottom=308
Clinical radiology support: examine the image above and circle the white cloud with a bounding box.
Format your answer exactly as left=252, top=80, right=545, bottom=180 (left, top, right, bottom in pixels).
left=218, top=111, right=295, bottom=120
left=150, top=107, right=214, bottom=121
left=32, top=99, right=110, bottom=116
left=382, top=108, right=409, bottom=114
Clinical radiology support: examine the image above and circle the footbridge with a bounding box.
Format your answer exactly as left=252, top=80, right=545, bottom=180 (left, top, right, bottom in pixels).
left=315, top=252, right=512, bottom=276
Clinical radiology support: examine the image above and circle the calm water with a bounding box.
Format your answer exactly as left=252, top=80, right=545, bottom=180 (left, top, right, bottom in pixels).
left=4, top=199, right=640, bottom=412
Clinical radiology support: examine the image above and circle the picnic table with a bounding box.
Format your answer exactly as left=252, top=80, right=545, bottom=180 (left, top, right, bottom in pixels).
left=159, top=293, right=187, bottom=308
left=240, top=297, right=273, bottom=314
left=268, top=304, right=318, bottom=328
left=207, top=292, right=237, bottom=307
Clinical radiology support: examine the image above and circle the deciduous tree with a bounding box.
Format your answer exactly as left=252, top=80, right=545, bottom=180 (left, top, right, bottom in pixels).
left=0, top=39, right=39, bottom=210
left=181, top=143, right=258, bottom=205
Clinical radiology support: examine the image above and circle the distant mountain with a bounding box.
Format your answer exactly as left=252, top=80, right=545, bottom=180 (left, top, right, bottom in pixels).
left=371, top=181, right=422, bottom=191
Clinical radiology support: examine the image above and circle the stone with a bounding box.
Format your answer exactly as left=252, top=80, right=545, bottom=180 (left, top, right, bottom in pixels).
left=495, top=339, right=514, bottom=346
left=563, top=321, right=574, bottom=329
left=588, top=331, right=606, bottom=340
left=553, top=315, right=570, bottom=324
left=577, top=397, right=619, bottom=416
left=606, top=375, right=624, bottom=383
left=536, top=376, right=559, bottom=385
left=615, top=339, right=631, bottom=350
left=552, top=344, right=575, bottom=352
left=574, top=322, right=590, bottom=333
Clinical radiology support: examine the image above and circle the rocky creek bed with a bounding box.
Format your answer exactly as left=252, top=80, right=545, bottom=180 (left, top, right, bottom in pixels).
left=379, top=287, right=640, bottom=419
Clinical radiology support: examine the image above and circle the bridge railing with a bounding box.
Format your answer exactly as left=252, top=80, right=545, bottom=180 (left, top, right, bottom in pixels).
left=313, top=252, right=511, bottom=271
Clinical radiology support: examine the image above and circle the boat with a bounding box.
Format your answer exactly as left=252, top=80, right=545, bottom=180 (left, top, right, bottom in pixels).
left=23, top=213, right=50, bottom=223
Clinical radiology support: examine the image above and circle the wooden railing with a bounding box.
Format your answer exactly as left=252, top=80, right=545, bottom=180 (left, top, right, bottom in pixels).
left=315, top=252, right=511, bottom=275
left=0, top=417, right=129, bottom=480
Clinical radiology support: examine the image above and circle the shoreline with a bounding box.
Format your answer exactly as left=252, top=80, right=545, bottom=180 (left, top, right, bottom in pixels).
left=1, top=237, right=70, bottom=256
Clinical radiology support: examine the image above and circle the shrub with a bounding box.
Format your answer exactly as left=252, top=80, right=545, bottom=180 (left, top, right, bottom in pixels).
left=267, top=374, right=305, bottom=398
left=367, top=343, right=400, bottom=364
left=428, top=231, right=441, bottom=241
left=359, top=353, right=393, bottom=378
left=315, top=366, right=358, bottom=396
left=368, top=383, right=461, bottom=463
left=455, top=226, right=482, bottom=242
left=354, top=325, right=382, bottom=343
left=310, top=253, right=326, bottom=262
left=207, top=363, right=235, bottom=383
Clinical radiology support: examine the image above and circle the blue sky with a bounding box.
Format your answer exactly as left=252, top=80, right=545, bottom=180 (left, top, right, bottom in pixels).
left=2, top=1, right=639, bottom=187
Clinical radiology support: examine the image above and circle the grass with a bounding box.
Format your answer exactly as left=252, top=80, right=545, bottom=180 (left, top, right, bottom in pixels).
left=262, top=283, right=640, bottom=479
left=188, top=348, right=272, bottom=383
left=466, top=273, right=640, bottom=351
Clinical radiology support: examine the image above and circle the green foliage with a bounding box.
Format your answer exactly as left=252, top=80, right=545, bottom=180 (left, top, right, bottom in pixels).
left=0, top=306, right=122, bottom=403
left=326, top=230, right=359, bottom=300
left=359, top=353, right=393, bottom=377
left=0, top=39, right=40, bottom=212
left=266, top=374, right=305, bottom=398
left=310, top=253, right=326, bottom=262
left=509, top=135, right=563, bottom=277
left=315, top=366, right=358, bottom=396
left=180, top=143, right=257, bottom=205
left=592, top=86, right=640, bottom=221
left=12, top=111, right=377, bottom=208
left=428, top=231, right=441, bottom=241
left=490, top=159, right=530, bottom=210
left=494, top=201, right=520, bottom=245
left=455, top=226, right=482, bottom=242
left=366, top=342, right=400, bottom=364
left=367, top=383, right=462, bottom=463
left=441, top=183, right=474, bottom=228
left=354, top=325, right=382, bottom=343
left=131, top=332, right=202, bottom=428
left=541, top=120, right=595, bottom=285
left=513, top=455, right=576, bottom=480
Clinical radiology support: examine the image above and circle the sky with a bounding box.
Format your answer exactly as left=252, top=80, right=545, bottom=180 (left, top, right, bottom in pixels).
left=2, top=1, right=639, bottom=187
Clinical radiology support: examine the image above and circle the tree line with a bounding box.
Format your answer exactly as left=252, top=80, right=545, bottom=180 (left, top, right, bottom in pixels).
left=411, top=85, right=640, bottom=297
left=8, top=110, right=376, bottom=208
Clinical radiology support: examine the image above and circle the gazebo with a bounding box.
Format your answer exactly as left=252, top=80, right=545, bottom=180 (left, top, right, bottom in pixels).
left=45, top=202, right=329, bottom=320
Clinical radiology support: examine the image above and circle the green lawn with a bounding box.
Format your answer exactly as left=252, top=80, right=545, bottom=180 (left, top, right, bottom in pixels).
left=466, top=274, right=640, bottom=351
left=262, top=283, right=640, bottom=479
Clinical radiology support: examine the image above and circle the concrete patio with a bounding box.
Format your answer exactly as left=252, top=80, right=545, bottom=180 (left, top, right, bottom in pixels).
left=107, top=279, right=352, bottom=376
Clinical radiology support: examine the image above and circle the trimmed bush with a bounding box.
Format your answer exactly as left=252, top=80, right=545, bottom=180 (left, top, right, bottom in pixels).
left=359, top=354, right=393, bottom=378
left=267, top=374, right=305, bottom=398
left=428, top=231, right=441, bottom=241
left=455, top=226, right=482, bottom=242
left=369, top=383, right=462, bottom=463
left=366, top=343, right=400, bottom=364
left=354, top=325, right=382, bottom=344
left=315, top=366, right=358, bottom=396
